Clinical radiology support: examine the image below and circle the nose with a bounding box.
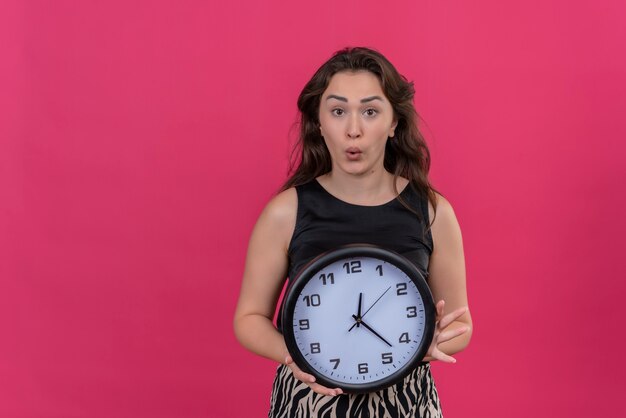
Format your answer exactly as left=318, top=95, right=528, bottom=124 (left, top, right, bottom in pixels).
left=347, top=113, right=362, bottom=139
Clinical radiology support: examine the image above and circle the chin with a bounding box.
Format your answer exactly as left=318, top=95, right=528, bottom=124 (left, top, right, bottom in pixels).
left=339, top=165, right=370, bottom=176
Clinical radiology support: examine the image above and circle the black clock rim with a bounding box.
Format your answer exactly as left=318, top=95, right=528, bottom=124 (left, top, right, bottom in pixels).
left=282, top=243, right=436, bottom=394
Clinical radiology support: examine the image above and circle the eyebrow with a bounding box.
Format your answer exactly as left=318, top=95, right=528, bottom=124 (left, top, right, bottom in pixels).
left=325, top=94, right=384, bottom=103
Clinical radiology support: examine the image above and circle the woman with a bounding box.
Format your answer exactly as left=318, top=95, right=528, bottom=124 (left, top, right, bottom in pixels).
left=233, top=46, right=472, bottom=417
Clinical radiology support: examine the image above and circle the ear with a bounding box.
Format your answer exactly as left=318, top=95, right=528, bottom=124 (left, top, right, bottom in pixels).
left=390, top=118, right=398, bottom=137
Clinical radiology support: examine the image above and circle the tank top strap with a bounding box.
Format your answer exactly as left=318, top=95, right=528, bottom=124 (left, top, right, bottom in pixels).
left=402, top=183, right=434, bottom=252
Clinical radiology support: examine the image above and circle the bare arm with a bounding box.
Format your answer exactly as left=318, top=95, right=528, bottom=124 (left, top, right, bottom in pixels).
left=422, top=193, right=473, bottom=362
left=233, top=188, right=296, bottom=363
left=232, top=188, right=342, bottom=396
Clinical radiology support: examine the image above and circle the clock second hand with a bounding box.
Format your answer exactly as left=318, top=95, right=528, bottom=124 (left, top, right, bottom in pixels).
left=361, top=286, right=392, bottom=318
left=348, top=286, right=392, bottom=332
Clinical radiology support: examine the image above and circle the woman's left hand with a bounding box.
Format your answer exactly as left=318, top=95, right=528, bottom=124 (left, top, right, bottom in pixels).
left=425, top=300, right=470, bottom=363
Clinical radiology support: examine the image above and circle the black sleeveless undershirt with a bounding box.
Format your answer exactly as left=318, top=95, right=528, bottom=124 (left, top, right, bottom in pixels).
left=277, top=178, right=434, bottom=331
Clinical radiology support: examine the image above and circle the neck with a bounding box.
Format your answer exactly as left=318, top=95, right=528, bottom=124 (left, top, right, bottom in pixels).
left=320, top=169, right=396, bottom=204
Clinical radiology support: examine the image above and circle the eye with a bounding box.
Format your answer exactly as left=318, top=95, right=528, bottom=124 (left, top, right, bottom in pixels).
left=364, top=108, right=378, bottom=117
left=331, top=108, right=345, bottom=117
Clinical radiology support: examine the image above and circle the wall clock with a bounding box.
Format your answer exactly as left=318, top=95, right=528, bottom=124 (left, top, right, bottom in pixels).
left=282, top=244, right=436, bottom=393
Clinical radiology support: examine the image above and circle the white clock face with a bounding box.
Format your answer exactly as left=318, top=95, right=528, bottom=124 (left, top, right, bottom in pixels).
left=291, top=255, right=427, bottom=386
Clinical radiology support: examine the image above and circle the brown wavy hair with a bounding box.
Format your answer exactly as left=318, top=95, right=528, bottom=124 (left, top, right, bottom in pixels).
left=278, top=46, right=441, bottom=233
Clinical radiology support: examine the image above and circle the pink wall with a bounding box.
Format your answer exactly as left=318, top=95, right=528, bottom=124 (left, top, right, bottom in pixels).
left=1, top=0, right=625, bottom=417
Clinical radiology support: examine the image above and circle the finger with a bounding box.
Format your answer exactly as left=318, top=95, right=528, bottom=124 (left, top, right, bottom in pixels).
left=435, top=300, right=445, bottom=327
left=437, top=326, right=469, bottom=344
left=436, top=300, right=445, bottom=318
left=285, top=356, right=316, bottom=383
left=285, top=356, right=343, bottom=396
left=309, top=382, right=342, bottom=396
left=438, top=306, right=468, bottom=330
left=292, top=367, right=316, bottom=384
left=431, top=347, right=458, bottom=364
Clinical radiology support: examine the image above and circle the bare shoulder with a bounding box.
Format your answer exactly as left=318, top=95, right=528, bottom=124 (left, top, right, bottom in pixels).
left=428, top=192, right=463, bottom=252
left=254, top=186, right=298, bottom=254
left=428, top=191, right=456, bottom=222
left=262, top=187, right=297, bottom=224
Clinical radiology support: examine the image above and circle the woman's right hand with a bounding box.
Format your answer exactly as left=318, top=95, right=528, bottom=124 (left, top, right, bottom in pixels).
left=284, top=355, right=344, bottom=397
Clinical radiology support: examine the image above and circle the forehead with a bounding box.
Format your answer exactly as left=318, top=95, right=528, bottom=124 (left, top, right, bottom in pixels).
left=323, top=71, right=384, bottom=99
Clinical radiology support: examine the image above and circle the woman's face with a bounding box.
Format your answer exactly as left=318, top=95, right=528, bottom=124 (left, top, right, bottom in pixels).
left=318, top=70, right=397, bottom=177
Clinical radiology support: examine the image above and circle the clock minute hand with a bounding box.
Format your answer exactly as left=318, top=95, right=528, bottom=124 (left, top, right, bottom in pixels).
left=361, top=286, right=392, bottom=318
left=352, top=315, right=392, bottom=347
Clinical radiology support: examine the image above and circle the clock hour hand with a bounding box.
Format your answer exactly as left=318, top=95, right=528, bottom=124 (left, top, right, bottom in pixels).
left=348, top=293, right=363, bottom=332
left=352, top=315, right=392, bottom=347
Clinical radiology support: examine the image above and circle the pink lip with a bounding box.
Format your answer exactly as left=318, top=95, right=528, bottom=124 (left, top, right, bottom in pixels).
left=346, top=148, right=362, bottom=161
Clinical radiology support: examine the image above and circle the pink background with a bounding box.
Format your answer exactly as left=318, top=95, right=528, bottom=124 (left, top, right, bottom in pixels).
left=1, top=0, right=625, bottom=417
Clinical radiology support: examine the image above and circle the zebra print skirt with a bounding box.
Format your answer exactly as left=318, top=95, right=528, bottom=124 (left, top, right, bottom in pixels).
left=268, top=362, right=442, bottom=417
